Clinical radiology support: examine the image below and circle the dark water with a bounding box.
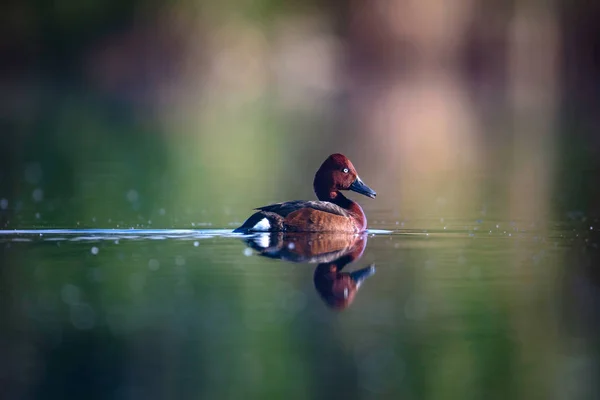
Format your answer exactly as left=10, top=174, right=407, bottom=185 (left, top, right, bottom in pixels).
left=1, top=219, right=599, bottom=399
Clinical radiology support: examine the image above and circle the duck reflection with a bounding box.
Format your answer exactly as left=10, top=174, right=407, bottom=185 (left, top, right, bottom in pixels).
left=244, top=232, right=375, bottom=310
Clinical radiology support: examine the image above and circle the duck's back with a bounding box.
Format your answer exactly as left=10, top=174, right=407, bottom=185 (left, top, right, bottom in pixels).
left=256, top=200, right=350, bottom=218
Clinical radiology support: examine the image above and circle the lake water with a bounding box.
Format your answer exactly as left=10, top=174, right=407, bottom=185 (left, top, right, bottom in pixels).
left=1, top=217, right=598, bottom=399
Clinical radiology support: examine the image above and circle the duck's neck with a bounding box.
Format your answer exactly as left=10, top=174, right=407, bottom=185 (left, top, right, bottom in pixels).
left=316, top=190, right=367, bottom=230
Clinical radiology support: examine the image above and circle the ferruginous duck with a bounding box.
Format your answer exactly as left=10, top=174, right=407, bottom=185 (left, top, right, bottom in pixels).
left=234, top=154, right=376, bottom=233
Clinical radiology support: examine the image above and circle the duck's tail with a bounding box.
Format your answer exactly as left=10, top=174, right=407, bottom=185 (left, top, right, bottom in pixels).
left=233, top=211, right=278, bottom=233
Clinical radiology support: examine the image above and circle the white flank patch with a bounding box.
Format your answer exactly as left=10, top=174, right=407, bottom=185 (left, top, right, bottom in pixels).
left=252, top=218, right=270, bottom=232
left=255, top=233, right=271, bottom=248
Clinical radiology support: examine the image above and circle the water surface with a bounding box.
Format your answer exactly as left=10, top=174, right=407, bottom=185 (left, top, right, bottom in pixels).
left=2, top=219, right=598, bottom=399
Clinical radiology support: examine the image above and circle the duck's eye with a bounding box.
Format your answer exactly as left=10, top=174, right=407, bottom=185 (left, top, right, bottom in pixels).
left=343, top=168, right=349, bottom=173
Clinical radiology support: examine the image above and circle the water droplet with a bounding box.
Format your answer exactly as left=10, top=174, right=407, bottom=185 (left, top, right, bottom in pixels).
left=61, top=284, right=81, bottom=305
left=159, top=208, right=166, bottom=216
left=32, top=188, right=44, bottom=202
left=91, top=246, right=99, bottom=255
left=175, top=256, right=186, bottom=266
left=148, top=259, right=160, bottom=271
left=35, top=212, right=41, bottom=219
left=0, top=198, right=8, bottom=210
left=243, top=248, right=253, bottom=256
left=126, top=189, right=139, bottom=203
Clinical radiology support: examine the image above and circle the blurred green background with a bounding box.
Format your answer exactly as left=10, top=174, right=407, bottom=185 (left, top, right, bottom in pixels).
left=1, top=0, right=600, bottom=399
left=1, top=0, right=599, bottom=229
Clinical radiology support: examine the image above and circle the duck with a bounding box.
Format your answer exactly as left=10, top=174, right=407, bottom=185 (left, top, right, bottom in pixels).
left=234, top=153, right=376, bottom=233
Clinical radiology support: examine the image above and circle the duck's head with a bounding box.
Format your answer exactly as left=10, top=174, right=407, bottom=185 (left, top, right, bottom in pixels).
left=313, top=153, right=377, bottom=200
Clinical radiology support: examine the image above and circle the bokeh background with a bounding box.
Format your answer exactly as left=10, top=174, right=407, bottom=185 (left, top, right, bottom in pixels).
left=1, top=0, right=599, bottom=228
left=1, top=0, right=600, bottom=399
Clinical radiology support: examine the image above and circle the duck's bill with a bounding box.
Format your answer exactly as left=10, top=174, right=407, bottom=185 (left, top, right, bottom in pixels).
left=350, top=264, right=376, bottom=288
left=349, top=177, right=377, bottom=199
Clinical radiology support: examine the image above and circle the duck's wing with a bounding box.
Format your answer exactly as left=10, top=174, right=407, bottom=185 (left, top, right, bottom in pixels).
left=255, top=200, right=351, bottom=218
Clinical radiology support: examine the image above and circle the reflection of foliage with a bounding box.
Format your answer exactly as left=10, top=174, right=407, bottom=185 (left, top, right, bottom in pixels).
left=2, top=232, right=561, bottom=398
left=2, top=92, right=170, bottom=228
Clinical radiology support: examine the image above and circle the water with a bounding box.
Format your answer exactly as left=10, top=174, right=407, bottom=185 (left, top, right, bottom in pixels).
left=1, top=220, right=598, bottom=399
